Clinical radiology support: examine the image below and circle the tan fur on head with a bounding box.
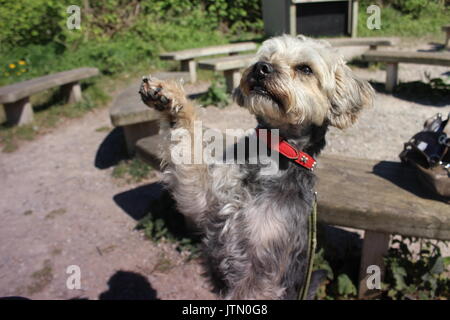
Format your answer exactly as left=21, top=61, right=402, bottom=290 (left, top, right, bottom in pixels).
left=234, top=34, right=374, bottom=129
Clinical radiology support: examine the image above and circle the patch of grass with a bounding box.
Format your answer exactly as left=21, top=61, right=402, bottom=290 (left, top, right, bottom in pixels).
left=27, top=259, right=53, bottom=295
left=152, top=253, right=175, bottom=274
left=136, top=192, right=201, bottom=260
left=96, top=245, right=117, bottom=256
left=112, top=158, right=153, bottom=184
left=358, top=2, right=449, bottom=38
left=45, top=208, right=67, bottom=220
left=50, top=247, right=62, bottom=256
left=198, top=77, right=230, bottom=108
left=95, top=126, right=112, bottom=133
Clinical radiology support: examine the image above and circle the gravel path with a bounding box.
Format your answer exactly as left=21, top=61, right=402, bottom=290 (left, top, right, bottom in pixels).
left=0, top=100, right=215, bottom=300
left=0, top=41, right=449, bottom=300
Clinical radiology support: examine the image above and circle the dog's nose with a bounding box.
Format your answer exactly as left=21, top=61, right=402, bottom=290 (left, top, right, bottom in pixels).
left=254, top=62, right=273, bottom=78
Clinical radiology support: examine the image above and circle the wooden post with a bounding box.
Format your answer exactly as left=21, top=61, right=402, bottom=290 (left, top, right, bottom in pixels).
left=351, top=0, right=359, bottom=38
left=61, top=81, right=82, bottom=104
left=289, top=3, right=297, bottom=36
left=4, top=97, right=33, bottom=126
left=181, top=59, right=197, bottom=83
left=224, top=69, right=241, bottom=93
left=445, top=30, right=450, bottom=49
left=385, top=62, right=398, bottom=92
left=358, top=230, right=390, bottom=299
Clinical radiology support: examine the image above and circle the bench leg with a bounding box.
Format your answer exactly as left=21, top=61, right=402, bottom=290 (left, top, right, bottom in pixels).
left=369, top=45, right=378, bottom=51
left=4, top=97, right=33, bottom=126
left=358, top=230, right=390, bottom=299
left=351, top=0, right=359, bottom=37
left=385, top=63, right=398, bottom=93
left=224, top=69, right=241, bottom=94
left=61, top=81, right=82, bottom=104
left=181, top=59, right=197, bottom=83
left=446, top=31, right=450, bottom=49
left=123, top=120, right=159, bottom=156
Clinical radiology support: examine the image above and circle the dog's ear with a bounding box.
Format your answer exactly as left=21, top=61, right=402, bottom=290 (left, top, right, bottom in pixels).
left=232, top=87, right=245, bottom=107
left=328, top=64, right=374, bottom=129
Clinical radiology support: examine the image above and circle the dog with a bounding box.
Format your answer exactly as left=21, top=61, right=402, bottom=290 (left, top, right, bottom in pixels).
left=139, top=35, right=374, bottom=299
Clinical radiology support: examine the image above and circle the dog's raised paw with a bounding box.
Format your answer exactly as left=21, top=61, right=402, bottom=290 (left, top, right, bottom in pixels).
left=139, top=76, right=184, bottom=114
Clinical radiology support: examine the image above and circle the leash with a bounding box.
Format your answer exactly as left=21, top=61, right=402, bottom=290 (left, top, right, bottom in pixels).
left=254, top=128, right=318, bottom=299
left=298, top=193, right=317, bottom=300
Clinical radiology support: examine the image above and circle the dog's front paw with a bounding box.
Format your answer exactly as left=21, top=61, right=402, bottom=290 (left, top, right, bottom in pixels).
left=139, top=76, right=184, bottom=115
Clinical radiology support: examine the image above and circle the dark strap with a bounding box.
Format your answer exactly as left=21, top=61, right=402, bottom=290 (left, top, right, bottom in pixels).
left=298, top=195, right=317, bottom=300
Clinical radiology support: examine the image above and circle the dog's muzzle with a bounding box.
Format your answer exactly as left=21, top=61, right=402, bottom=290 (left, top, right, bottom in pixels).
left=253, top=62, right=274, bottom=80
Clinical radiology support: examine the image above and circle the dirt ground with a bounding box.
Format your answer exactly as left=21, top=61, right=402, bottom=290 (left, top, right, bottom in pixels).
left=0, top=39, right=449, bottom=300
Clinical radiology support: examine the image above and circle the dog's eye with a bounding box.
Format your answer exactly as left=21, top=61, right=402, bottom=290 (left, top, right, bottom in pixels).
left=295, top=64, right=313, bottom=75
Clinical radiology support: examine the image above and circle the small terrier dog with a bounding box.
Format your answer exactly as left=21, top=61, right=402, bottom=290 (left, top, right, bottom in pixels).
left=139, top=35, right=374, bottom=299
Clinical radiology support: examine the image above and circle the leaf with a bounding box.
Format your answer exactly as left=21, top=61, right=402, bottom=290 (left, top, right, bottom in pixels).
left=429, top=257, right=444, bottom=275
left=336, top=274, right=357, bottom=297
left=442, top=256, right=450, bottom=267
left=391, top=264, right=407, bottom=290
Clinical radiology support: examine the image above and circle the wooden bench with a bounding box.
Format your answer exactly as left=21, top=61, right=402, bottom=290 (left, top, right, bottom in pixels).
left=326, top=37, right=399, bottom=50
left=0, top=68, right=99, bottom=126
left=443, top=25, right=450, bottom=49
left=315, top=155, right=449, bottom=299
left=362, top=50, right=450, bottom=92
left=135, top=134, right=450, bottom=299
left=198, top=54, right=256, bottom=93
left=160, top=42, right=257, bottom=83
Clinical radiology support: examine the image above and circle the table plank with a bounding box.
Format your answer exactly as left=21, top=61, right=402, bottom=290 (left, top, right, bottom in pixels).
left=160, top=42, right=257, bottom=61
left=198, top=54, right=256, bottom=71
left=362, top=50, right=450, bottom=66
left=316, top=155, right=450, bottom=240
left=0, top=68, right=99, bottom=104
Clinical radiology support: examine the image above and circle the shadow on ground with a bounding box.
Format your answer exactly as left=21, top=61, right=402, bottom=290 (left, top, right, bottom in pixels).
left=113, top=182, right=165, bottom=220
left=0, top=271, right=158, bottom=300
left=99, top=270, right=158, bottom=300
left=417, top=43, right=448, bottom=53
left=95, top=127, right=129, bottom=169
left=369, top=80, right=450, bottom=107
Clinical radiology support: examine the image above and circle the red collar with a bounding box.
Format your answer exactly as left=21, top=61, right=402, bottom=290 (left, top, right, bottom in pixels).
left=255, top=128, right=317, bottom=171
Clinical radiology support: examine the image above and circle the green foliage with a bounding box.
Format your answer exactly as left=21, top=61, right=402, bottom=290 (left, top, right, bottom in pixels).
left=358, top=1, right=449, bottom=37
left=314, top=233, right=450, bottom=300
left=136, top=193, right=201, bottom=259
left=199, top=77, right=230, bottom=108
left=392, top=0, right=432, bottom=18
left=112, top=158, right=153, bottom=184
left=383, top=236, right=450, bottom=300
left=0, top=0, right=67, bottom=47
left=205, top=0, right=263, bottom=33
left=336, top=274, right=358, bottom=298
left=313, top=248, right=335, bottom=299
left=0, top=1, right=230, bottom=86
